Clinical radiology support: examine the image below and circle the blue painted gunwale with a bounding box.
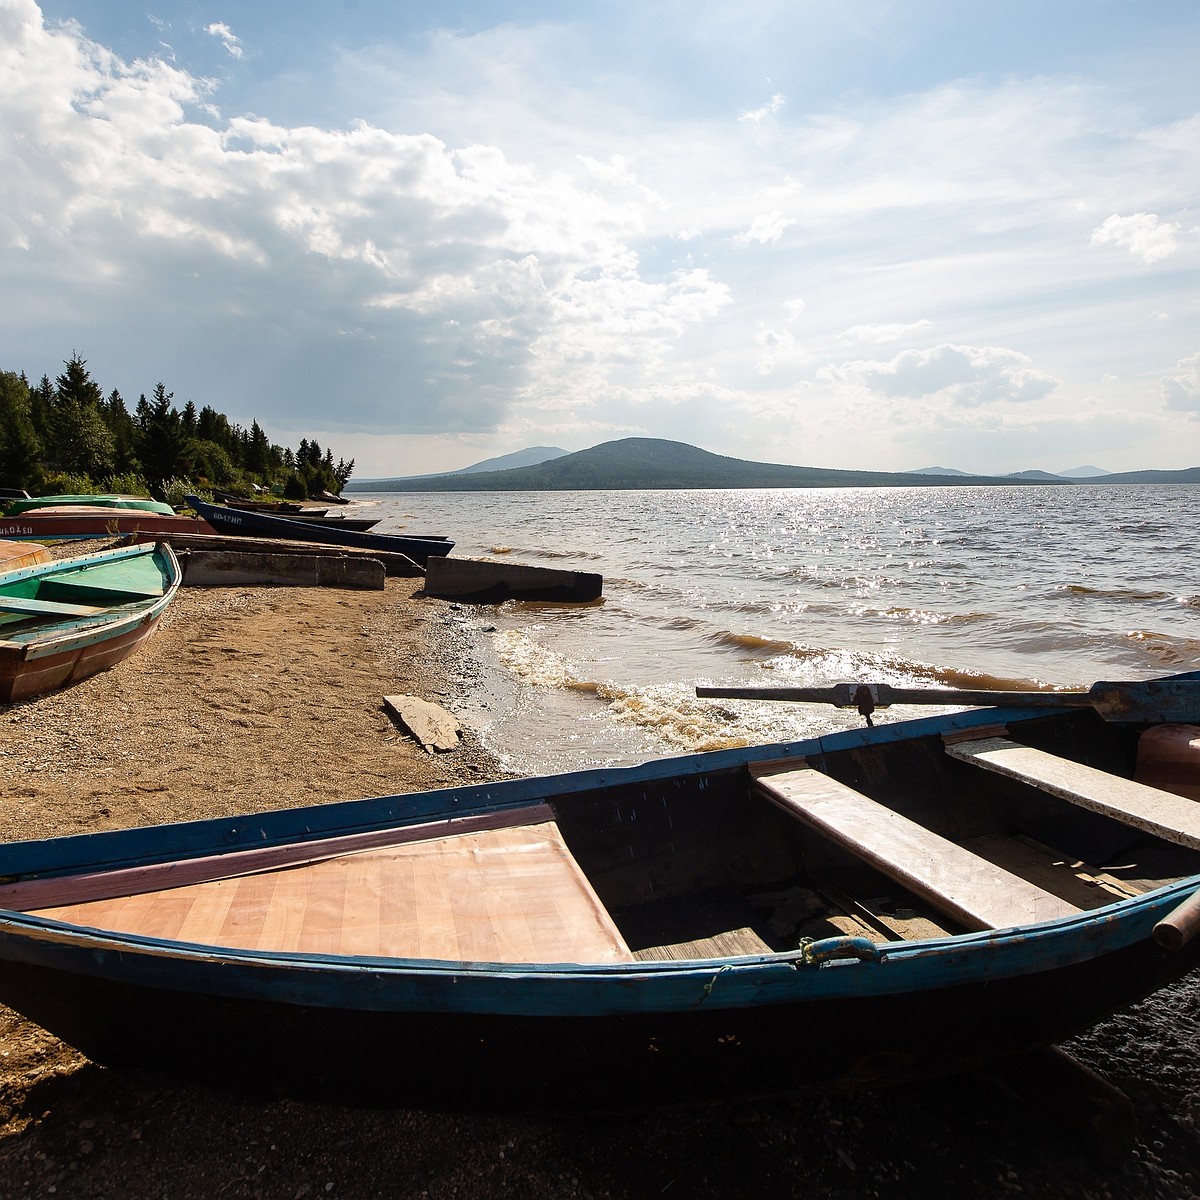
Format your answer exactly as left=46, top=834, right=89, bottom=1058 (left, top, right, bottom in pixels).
left=2, top=688, right=1197, bottom=1020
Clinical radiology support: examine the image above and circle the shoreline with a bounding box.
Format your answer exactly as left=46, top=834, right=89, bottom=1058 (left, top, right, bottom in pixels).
left=1, top=557, right=1198, bottom=1197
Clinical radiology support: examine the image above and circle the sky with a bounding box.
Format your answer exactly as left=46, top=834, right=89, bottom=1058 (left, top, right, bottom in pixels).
left=2, top=1, right=1198, bottom=479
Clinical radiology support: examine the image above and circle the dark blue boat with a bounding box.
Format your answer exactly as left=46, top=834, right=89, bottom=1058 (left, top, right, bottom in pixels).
left=184, top=494, right=452, bottom=566
left=0, top=673, right=1197, bottom=1109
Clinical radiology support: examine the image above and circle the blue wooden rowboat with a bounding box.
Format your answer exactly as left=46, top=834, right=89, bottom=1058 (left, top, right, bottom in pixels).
left=185, top=494, right=452, bottom=566
left=0, top=673, right=1197, bottom=1108
left=0, top=541, right=181, bottom=702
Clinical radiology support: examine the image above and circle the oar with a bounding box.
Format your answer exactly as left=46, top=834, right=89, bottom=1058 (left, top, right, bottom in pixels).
left=695, top=679, right=1200, bottom=724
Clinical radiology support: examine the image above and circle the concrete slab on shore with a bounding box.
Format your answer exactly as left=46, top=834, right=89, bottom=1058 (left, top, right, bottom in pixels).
left=180, top=549, right=386, bottom=590
left=424, top=555, right=602, bottom=603
left=125, top=531, right=423, bottom=577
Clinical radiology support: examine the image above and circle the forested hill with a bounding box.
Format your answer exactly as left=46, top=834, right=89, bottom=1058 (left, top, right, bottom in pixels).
left=355, top=438, right=1052, bottom=492
left=0, top=353, right=353, bottom=499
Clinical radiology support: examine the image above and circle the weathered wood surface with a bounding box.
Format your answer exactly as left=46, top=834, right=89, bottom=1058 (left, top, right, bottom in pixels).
left=945, top=736, right=1200, bottom=851
left=180, top=549, right=385, bottom=590
left=384, top=693, right=462, bottom=752
left=0, top=804, right=557, bottom=912
left=0, top=595, right=104, bottom=618
left=751, top=763, right=1080, bottom=931
left=31, top=820, right=635, bottom=965
left=424, top=555, right=602, bottom=603
left=0, top=542, right=51, bottom=572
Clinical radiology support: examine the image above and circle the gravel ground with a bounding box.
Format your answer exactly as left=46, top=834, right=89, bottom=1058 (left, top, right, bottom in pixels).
left=1, top=544, right=1199, bottom=1198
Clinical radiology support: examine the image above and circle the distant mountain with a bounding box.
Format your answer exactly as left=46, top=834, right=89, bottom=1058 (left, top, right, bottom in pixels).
left=349, top=445, right=568, bottom=488
left=358, top=438, right=1047, bottom=492
left=1073, top=467, right=1200, bottom=484
left=347, top=440, right=1200, bottom=492
left=452, top=446, right=568, bottom=474
left=1058, top=465, right=1110, bottom=478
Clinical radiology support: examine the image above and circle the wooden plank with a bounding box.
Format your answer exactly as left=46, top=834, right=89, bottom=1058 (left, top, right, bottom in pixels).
left=751, top=765, right=1080, bottom=932
left=944, top=736, right=1200, bottom=852
left=614, top=889, right=774, bottom=961
left=31, top=821, right=635, bottom=965
left=0, top=595, right=105, bottom=618
left=960, top=834, right=1142, bottom=908
left=0, top=803, right=557, bottom=912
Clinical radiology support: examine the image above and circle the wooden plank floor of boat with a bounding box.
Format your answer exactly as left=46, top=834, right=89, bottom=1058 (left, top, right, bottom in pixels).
left=29, top=811, right=637, bottom=965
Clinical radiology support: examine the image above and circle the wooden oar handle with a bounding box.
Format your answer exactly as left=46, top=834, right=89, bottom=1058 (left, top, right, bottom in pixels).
left=1153, top=888, right=1200, bottom=950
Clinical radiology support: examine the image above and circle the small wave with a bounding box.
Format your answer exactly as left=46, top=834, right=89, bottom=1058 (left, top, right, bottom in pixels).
left=872, top=606, right=990, bottom=627
left=490, top=630, right=755, bottom=751
left=745, top=647, right=1056, bottom=694
left=489, top=546, right=604, bottom=562
left=705, top=630, right=798, bottom=656
left=1060, top=584, right=1175, bottom=602
left=923, top=665, right=1064, bottom=691
left=1123, top=631, right=1200, bottom=666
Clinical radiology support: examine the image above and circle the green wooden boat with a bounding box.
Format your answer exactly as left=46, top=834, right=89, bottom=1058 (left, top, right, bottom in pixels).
left=0, top=541, right=182, bottom=702
left=4, top=495, right=174, bottom=517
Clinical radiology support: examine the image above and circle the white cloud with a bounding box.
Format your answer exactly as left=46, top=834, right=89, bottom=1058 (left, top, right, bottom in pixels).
left=840, top=320, right=934, bottom=345
left=1089, top=212, right=1181, bottom=264
left=739, top=93, right=784, bottom=124
left=754, top=326, right=807, bottom=376
left=733, top=210, right=793, bottom=245
left=824, top=344, right=1059, bottom=408
left=1161, top=353, right=1200, bottom=415
left=205, top=22, right=244, bottom=61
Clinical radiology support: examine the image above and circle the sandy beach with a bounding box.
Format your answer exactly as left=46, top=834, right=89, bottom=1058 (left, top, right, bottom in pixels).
left=1, top=557, right=1198, bottom=1199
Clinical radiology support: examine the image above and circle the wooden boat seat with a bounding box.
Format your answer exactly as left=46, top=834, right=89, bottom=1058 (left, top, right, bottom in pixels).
left=26, top=804, right=637, bottom=966
left=0, top=595, right=105, bottom=618
left=944, top=735, right=1200, bottom=852
left=41, top=575, right=166, bottom=603
left=751, top=763, right=1080, bottom=932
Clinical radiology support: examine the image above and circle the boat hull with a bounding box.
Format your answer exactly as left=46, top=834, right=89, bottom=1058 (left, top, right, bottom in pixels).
left=0, top=510, right=213, bottom=541
left=0, top=902, right=1194, bottom=1109
left=185, top=495, right=451, bottom=565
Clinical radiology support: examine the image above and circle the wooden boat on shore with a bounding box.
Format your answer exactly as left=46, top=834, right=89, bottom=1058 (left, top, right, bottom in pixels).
left=4, top=494, right=175, bottom=517
left=0, top=507, right=214, bottom=541
left=185, top=494, right=452, bottom=566
left=0, top=541, right=181, bottom=703
left=0, top=673, right=1197, bottom=1107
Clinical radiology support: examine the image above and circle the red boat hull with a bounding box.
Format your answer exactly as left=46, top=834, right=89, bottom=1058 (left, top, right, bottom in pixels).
left=0, top=614, right=166, bottom=703
left=0, top=509, right=214, bottom=540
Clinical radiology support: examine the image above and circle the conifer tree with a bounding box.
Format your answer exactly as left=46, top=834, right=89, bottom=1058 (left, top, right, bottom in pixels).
left=0, top=371, right=41, bottom=483
left=51, top=353, right=115, bottom=478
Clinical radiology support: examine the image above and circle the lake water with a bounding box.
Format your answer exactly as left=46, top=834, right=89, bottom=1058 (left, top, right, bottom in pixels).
left=350, top=485, right=1200, bottom=776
